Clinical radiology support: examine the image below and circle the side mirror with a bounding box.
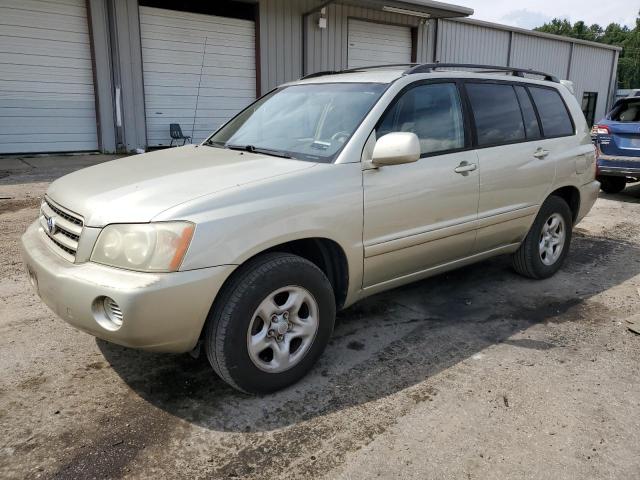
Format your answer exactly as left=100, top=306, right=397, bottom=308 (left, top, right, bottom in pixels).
left=371, top=132, right=421, bottom=167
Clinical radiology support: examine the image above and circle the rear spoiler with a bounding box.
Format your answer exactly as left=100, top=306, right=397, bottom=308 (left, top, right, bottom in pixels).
left=560, top=80, right=575, bottom=95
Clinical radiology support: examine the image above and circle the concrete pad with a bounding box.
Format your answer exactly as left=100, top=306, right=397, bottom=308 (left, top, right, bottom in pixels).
left=19, top=153, right=122, bottom=169
left=0, top=157, right=32, bottom=172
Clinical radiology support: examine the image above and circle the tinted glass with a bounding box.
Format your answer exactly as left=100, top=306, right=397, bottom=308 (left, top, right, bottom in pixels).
left=515, top=86, right=541, bottom=139
left=377, top=83, right=465, bottom=155
left=466, top=83, right=525, bottom=146
left=611, top=99, right=640, bottom=122
left=207, top=83, right=387, bottom=162
left=529, top=87, right=574, bottom=137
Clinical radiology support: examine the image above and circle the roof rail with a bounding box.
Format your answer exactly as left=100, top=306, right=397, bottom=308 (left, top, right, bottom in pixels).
left=301, top=64, right=418, bottom=80
left=341, top=63, right=419, bottom=73
left=404, top=63, right=559, bottom=82
left=300, top=63, right=560, bottom=83
left=300, top=70, right=339, bottom=80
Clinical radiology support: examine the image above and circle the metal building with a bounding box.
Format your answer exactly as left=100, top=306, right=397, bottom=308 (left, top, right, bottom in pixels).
left=0, top=0, right=621, bottom=155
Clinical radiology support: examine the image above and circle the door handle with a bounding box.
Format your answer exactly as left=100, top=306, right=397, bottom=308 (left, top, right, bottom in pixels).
left=454, top=161, right=477, bottom=175
left=533, top=148, right=550, bottom=159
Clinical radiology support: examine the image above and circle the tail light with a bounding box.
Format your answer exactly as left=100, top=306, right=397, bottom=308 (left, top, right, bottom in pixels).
left=592, top=124, right=610, bottom=135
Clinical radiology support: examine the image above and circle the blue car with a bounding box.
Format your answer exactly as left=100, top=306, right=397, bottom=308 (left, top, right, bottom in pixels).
left=593, top=95, right=640, bottom=193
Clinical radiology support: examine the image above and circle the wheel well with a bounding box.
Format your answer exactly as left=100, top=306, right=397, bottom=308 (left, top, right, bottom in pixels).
left=262, top=238, right=349, bottom=310
left=550, top=186, right=580, bottom=223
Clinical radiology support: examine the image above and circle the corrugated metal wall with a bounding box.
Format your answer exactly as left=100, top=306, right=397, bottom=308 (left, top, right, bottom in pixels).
left=88, top=0, right=619, bottom=152
left=569, top=44, right=616, bottom=121
left=304, top=3, right=425, bottom=75
left=258, top=0, right=316, bottom=94
left=258, top=0, right=431, bottom=93
left=436, top=19, right=510, bottom=65
left=510, top=33, right=571, bottom=79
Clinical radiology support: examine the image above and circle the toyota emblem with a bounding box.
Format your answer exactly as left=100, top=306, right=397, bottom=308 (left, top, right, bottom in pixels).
left=47, top=216, right=57, bottom=235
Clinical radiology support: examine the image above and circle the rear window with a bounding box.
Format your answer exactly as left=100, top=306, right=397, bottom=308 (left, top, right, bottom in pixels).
left=466, top=83, right=525, bottom=146
left=528, top=87, right=574, bottom=137
left=610, top=100, right=640, bottom=122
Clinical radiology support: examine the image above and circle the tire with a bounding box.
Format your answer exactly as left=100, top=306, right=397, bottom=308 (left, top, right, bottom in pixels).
left=598, top=176, right=626, bottom=194
left=204, top=252, right=336, bottom=394
left=512, top=195, right=573, bottom=279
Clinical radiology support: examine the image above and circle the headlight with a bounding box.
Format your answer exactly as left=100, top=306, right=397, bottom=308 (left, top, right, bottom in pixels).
left=91, top=222, right=195, bottom=272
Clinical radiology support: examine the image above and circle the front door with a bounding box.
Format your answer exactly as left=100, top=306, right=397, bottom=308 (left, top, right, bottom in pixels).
left=363, top=82, right=480, bottom=288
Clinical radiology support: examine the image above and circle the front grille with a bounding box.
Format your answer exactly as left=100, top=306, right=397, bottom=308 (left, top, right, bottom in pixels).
left=40, top=197, right=84, bottom=262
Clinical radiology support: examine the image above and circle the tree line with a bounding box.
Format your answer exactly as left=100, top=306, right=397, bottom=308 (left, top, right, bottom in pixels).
left=534, top=13, right=640, bottom=89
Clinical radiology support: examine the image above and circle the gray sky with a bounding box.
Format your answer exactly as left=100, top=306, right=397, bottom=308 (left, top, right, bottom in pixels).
left=449, top=1, right=638, bottom=30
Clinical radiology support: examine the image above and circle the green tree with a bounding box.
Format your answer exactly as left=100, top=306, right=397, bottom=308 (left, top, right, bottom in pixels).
left=534, top=13, right=640, bottom=89
left=618, top=17, right=640, bottom=88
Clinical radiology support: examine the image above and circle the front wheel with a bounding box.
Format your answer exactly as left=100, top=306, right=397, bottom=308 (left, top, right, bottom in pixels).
left=512, top=195, right=573, bottom=279
left=204, top=253, right=336, bottom=394
left=598, top=176, right=626, bottom=194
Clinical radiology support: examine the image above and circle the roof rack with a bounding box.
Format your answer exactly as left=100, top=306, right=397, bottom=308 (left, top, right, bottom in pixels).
left=300, top=63, right=559, bottom=83
left=300, top=64, right=418, bottom=80
left=403, top=63, right=559, bottom=82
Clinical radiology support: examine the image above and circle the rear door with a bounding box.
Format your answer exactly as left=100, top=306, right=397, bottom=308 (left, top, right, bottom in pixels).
left=466, top=81, right=557, bottom=253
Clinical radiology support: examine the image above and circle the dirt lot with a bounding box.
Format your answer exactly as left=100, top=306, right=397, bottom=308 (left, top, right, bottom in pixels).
left=1, top=157, right=639, bottom=479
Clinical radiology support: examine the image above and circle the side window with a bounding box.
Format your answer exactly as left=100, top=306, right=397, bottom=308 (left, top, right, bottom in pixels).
left=514, top=86, right=542, bottom=140
left=377, top=83, right=465, bottom=156
left=466, top=83, right=525, bottom=146
left=528, top=86, right=574, bottom=137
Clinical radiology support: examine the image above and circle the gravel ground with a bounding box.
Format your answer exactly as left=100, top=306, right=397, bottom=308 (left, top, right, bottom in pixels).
left=1, top=158, right=639, bottom=479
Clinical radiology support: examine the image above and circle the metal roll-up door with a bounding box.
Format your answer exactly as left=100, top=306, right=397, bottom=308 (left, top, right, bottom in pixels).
left=0, top=0, right=99, bottom=154
left=347, top=19, right=412, bottom=69
left=140, top=7, right=256, bottom=147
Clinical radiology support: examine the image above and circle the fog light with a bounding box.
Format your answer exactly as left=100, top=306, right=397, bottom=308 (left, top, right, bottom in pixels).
left=92, top=296, right=124, bottom=331
left=103, top=297, right=123, bottom=327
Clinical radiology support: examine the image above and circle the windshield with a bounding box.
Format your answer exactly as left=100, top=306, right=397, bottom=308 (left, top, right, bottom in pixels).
left=205, top=83, right=388, bottom=162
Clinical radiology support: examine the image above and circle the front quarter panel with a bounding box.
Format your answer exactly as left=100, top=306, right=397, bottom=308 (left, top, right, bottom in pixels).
left=155, top=162, right=365, bottom=306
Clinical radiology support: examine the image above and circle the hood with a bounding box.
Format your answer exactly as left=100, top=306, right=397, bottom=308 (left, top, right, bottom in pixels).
left=46, top=145, right=316, bottom=227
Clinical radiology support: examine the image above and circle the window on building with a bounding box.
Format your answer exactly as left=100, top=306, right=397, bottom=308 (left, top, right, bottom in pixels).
left=377, top=83, right=465, bottom=156
left=514, top=86, right=542, bottom=140
left=528, top=87, right=574, bottom=137
left=581, top=92, right=598, bottom=127
left=466, top=83, right=525, bottom=146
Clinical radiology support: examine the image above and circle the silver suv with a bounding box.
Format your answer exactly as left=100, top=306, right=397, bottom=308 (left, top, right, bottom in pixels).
left=22, top=64, right=599, bottom=393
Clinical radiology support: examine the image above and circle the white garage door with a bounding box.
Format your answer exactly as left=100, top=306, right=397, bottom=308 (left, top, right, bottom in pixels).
left=0, top=0, right=98, bottom=154
left=347, top=19, right=413, bottom=69
left=140, top=7, right=256, bottom=147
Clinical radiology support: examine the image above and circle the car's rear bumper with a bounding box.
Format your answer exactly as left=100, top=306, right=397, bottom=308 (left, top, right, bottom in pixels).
left=576, top=180, right=600, bottom=224
left=597, top=155, right=640, bottom=178
left=21, top=220, right=235, bottom=353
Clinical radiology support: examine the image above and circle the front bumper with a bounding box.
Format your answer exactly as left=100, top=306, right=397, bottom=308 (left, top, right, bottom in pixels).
left=21, top=221, right=235, bottom=353
left=597, top=155, right=640, bottom=178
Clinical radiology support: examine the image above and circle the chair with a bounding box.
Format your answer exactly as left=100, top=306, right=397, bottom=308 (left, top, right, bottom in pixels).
left=169, top=123, right=192, bottom=146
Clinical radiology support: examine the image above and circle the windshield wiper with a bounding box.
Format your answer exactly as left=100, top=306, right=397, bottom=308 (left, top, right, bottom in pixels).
left=226, top=144, right=293, bottom=159
left=202, top=139, right=225, bottom=148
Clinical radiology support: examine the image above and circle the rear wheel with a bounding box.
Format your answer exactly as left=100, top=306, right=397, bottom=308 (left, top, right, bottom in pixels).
left=204, top=252, right=335, bottom=394
left=598, top=176, right=626, bottom=194
left=512, top=195, right=573, bottom=279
